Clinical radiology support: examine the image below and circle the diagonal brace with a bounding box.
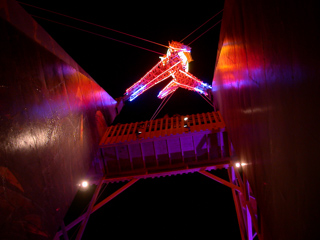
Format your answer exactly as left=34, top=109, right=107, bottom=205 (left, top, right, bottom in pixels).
left=75, top=178, right=105, bottom=240
left=56, top=178, right=139, bottom=238
left=198, top=170, right=242, bottom=192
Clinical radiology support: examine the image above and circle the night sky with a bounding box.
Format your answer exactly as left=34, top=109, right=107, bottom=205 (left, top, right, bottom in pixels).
left=19, top=1, right=241, bottom=239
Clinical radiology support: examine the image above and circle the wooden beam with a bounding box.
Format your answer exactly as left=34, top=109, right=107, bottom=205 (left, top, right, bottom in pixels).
left=233, top=167, right=263, bottom=240
left=192, top=135, right=198, bottom=162
left=206, top=134, right=210, bottom=161
left=198, top=170, right=242, bottom=192
left=75, top=178, right=104, bottom=240
left=179, top=137, right=184, bottom=163
left=127, top=144, right=133, bottom=170
left=246, top=199, right=262, bottom=240
left=247, top=205, right=253, bottom=240
left=56, top=179, right=139, bottom=237
left=93, top=178, right=139, bottom=212
left=61, top=220, right=69, bottom=240
left=114, top=146, right=121, bottom=172
left=233, top=166, right=244, bottom=192
left=219, top=131, right=224, bottom=158
left=101, top=161, right=230, bottom=183
left=140, top=142, right=146, bottom=169
left=153, top=141, right=158, bottom=167
left=166, top=139, right=171, bottom=165
left=228, top=167, right=247, bottom=240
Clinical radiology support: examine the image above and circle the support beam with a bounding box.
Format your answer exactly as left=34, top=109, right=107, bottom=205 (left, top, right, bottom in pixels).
left=61, top=220, right=69, bottom=240
left=192, top=135, right=198, bottom=162
left=233, top=165, right=244, bottom=190
left=253, top=232, right=257, bottom=239
left=166, top=139, right=171, bottom=165
left=246, top=199, right=262, bottom=240
left=99, top=162, right=230, bottom=183
left=219, top=131, right=224, bottom=158
left=206, top=134, right=210, bottom=161
left=56, top=179, right=139, bottom=237
left=198, top=170, right=241, bottom=192
left=228, top=167, right=246, bottom=240
left=127, top=145, right=133, bottom=170
left=247, top=205, right=253, bottom=240
left=139, top=142, right=146, bottom=169
left=114, top=146, right=121, bottom=172
left=179, top=137, right=184, bottom=163
left=232, top=166, right=263, bottom=240
left=153, top=141, right=159, bottom=167
left=93, top=178, right=139, bottom=211
left=76, top=178, right=104, bottom=240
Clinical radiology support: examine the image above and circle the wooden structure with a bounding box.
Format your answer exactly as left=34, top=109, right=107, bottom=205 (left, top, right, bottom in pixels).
left=55, top=111, right=262, bottom=240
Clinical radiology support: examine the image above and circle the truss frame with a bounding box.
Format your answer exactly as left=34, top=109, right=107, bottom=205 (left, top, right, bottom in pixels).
left=55, top=163, right=262, bottom=240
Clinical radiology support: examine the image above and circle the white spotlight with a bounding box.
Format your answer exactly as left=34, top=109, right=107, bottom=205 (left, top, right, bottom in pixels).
left=81, top=181, right=88, bottom=188
left=235, top=162, right=241, bottom=168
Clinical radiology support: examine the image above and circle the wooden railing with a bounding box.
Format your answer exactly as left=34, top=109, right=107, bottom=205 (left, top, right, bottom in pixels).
left=100, top=111, right=225, bottom=145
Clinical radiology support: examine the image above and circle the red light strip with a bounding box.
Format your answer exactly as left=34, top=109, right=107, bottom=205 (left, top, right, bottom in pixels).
left=126, top=60, right=182, bottom=96
left=124, top=41, right=210, bottom=101
left=178, top=70, right=203, bottom=84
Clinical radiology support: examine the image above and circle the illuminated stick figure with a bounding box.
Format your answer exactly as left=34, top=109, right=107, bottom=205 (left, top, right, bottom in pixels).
left=124, top=41, right=212, bottom=101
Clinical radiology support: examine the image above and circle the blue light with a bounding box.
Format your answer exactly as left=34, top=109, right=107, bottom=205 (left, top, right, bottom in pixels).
left=200, top=82, right=212, bottom=90
left=129, top=85, right=146, bottom=101
left=129, top=95, right=138, bottom=101
left=194, top=87, right=204, bottom=94
left=157, top=90, right=168, bottom=99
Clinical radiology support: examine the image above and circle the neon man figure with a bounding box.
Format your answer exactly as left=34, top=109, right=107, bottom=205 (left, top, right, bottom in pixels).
left=123, top=41, right=212, bottom=101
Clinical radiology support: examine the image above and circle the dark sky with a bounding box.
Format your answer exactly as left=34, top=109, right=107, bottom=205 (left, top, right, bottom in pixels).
left=19, top=1, right=241, bottom=239
left=19, top=0, right=224, bottom=123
